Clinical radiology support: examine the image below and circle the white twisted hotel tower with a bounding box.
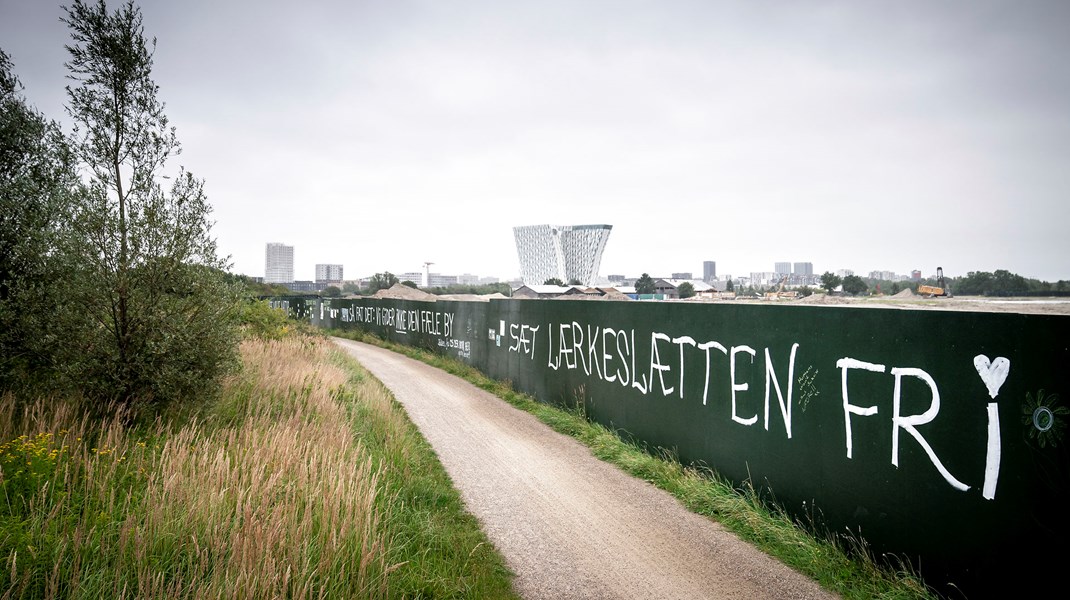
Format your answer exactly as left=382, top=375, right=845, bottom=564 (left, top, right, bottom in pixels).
left=513, top=224, right=612, bottom=286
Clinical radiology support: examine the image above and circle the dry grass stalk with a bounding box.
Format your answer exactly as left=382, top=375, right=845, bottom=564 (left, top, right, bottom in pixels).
left=1, top=337, right=399, bottom=599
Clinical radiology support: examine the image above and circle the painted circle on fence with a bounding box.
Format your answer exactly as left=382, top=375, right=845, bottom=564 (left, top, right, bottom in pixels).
left=1033, top=406, right=1055, bottom=432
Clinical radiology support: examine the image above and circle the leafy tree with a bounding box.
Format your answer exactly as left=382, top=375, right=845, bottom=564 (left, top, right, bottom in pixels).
left=725, top=279, right=734, bottom=292
left=322, top=285, right=342, bottom=297
left=226, top=273, right=290, bottom=297
left=797, top=285, right=814, bottom=297
left=567, top=278, right=583, bottom=286
left=677, top=281, right=695, bottom=299
left=0, top=49, right=78, bottom=390
left=543, top=277, right=565, bottom=286
left=842, top=274, right=868, bottom=296
left=342, top=281, right=362, bottom=295
left=635, top=273, right=656, bottom=295
left=401, top=280, right=418, bottom=288
left=368, top=271, right=399, bottom=292
left=56, top=0, right=239, bottom=406
left=820, top=271, right=842, bottom=293
left=954, top=269, right=1033, bottom=296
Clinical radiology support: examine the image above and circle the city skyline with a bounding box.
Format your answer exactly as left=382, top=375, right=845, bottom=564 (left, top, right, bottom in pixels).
left=263, top=239, right=951, bottom=287
left=5, top=1, right=1067, bottom=282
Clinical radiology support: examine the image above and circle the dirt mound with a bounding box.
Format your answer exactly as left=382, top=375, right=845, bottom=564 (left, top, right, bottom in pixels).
left=420, top=292, right=510, bottom=302
left=797, top=293, right=849, bottom=305
left=372, top=283, right=437, bottom=301
left=892, top=288, right=916, bottom=298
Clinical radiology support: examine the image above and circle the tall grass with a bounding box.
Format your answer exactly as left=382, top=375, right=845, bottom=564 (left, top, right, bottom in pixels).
left=1, top=334, right=516, bottom=599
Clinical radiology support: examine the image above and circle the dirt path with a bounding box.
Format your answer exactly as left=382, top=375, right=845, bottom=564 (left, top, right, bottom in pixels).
left=334, top=339, right=836, bottom=600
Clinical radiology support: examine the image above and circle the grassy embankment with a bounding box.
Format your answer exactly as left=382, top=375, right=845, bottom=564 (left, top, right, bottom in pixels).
left=1, top=326, right=517, bottom=598
left=334, top=329, right=941, bottom=600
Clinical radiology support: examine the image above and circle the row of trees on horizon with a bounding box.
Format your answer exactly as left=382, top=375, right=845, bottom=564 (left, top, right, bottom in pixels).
left=252, top=267, right=1070, bottom=300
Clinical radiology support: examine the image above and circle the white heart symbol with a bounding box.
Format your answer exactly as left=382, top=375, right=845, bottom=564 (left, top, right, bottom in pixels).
left=973, top=355, right=1010, bottom=399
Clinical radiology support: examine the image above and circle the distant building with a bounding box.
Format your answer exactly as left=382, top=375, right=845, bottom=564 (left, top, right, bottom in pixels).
left=751, top=272, right=778, bottom=287
left=315, top=264, right=343, bottom=284
left=837, top=269, right=854, bottom=278
left=428, top=273, right=458, bottom=287
left=265, top=243, right=294, bottom=284
left=399, top=272, right=424, bottom=286
left=655, top=278, right=714, bottom=299
left=607, top=274, right=626, bottom=282
left=457, top=273, right=480, bottom=286
left=703, top=261, right=716, bottom=282
left=911, top=270, right=922, bottom=280
left=513, top=224, right=612, bottom=286
left=671, top=272, right=692, bottom=280
left=793, top=262, right=813, bottom=277
left=774, top=262, right=792, bottom=276
left=285, top=280, right=318, bottom=292
left=512, top=284, right=574, bottom=299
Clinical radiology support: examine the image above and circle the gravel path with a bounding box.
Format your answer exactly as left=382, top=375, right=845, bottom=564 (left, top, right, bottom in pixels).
left=334, top=338, right=836, bottom=600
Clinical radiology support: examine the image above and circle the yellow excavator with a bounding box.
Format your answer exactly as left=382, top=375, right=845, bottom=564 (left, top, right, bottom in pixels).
left=917, top=267, right=951, bottom=297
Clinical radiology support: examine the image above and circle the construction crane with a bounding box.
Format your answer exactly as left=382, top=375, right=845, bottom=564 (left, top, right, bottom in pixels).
left=917, top=267, right=951, bottom=298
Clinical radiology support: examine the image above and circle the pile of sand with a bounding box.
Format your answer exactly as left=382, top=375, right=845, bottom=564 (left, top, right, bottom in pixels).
left=372, top=283, right=438, bottom=302
left=796, top=293, right=849, bottom=305
left=437, top=292, right=510, bottom=302
left=892, top=288, right=917, bottom=299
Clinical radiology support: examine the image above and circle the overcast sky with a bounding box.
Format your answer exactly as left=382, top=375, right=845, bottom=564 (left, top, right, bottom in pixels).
left=2, top=0, right=1069, bottom=282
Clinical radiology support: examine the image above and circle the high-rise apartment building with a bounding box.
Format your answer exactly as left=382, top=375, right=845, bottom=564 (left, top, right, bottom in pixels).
left=315, top=264, right=343, bottom=284
left=774, top=262, right=792, bottom=276
left=265, top=243, right=294, bottom=284
left=513, top=224, right=612, bottom=286
left=703, top=261, right=716, bottom=282
left=793, top=262, right=813, bottom=276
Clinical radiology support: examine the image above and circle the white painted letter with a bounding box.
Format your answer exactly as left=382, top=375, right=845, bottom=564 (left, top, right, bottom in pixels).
left=983, top=403, right=1001, bottom=500
left=699, top=341, right=727, bottom=406
left=649, top=333, right=673, bottom=396
left=764, top=343, right=799, bottom=439
left=572, top=321, right=585, bottom=373
left=731, top=346, right=758, bottom=426
left=890, top=367, right=969, bottom=492
left=631, top=329, right=647, bottom=394
left=672, top=336, right=697, bottom=400
left=837, top=357, right=885, bottom=459
left=616, top=329, right=631, bottom=386
left=602, top=327, right=617, bottom=383
left=587, top=324, right=602, bottom=380
left=559, top=323, right=576, bottom=370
